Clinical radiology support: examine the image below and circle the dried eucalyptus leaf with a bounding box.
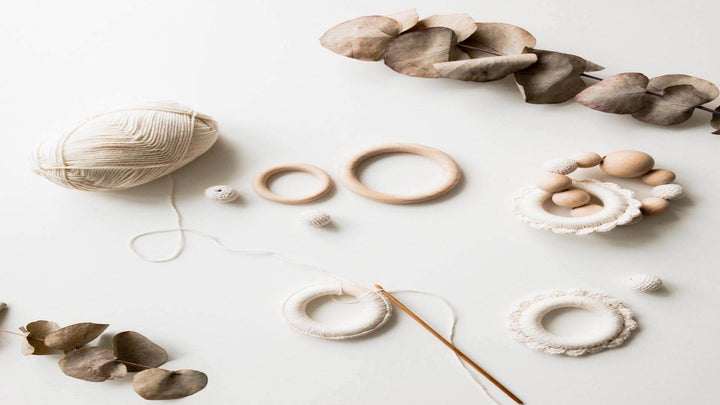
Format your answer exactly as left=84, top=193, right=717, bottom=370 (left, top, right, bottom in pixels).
left=133, top=368, right=208, bottom=400
left=113, top=331, right=168, bottom=372
left=584, top=60, right=605, bottom=72
left=462, top=22, right=536, bottom=56
left=648, top=74, right=719, bottom=103
left=99, top=361, right=128, bottom=380
left=434, top=53, right=537, bottom=82
left=574, top=72, right=649, bottom=114
left=712, top=107, right=720, bottom=134
left=383, top=27, right=468, bottom=78
left=514, top=48, right=588, bottom=104
left=387, top=9, right=418, bottom=33
left=0, top=302, right=6, bottom=312
left=59, top=347, right=119, bottom=382
left=632, top=85, right=707, bottom=125
left=320, top=16, right=402, bottom=61
left=415, top=14, right=477, bottom=42
left=20, top=320, right=59, bottom=355
left=45, top=322, right=109, bottom=351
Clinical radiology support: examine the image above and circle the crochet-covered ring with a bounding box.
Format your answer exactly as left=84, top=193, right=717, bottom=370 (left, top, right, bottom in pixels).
left=513, top=179, right=642, bottom=235
left=252, top=163, right=333, bottom=204
left=281, top=282, right=392, bottom=340
left=508, top=290, right=637, bottom=356
left=340, top=143, right=462, bottom=204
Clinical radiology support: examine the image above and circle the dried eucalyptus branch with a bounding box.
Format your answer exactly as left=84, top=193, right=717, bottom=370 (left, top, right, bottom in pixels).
left=0, top=316, right=207, bottom=401
left=321, top=9, right=720, bottom=133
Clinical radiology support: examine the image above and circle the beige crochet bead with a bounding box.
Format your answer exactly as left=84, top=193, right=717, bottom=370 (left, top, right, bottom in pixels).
left=570, top=151, right=602, bottom=168
left=600, top=150, right=654, bottom=178
left=543, top=158, right=578, bottom=175
left=629, top=274, right=663, bottom=292
left=641, top=169, right=676, bottom=186
left=640, top=197, right=670, bottom=215
left=205, top=185, right=240, bottom=203
left=299, top=210, right=332, bottom=227
left=652, top=184, right=686, bottom=200
left=570, top=204, right=603, bottom=217
left=536, top=173, right=572, bottom=193
left=552, top=189, right=591, bottom=208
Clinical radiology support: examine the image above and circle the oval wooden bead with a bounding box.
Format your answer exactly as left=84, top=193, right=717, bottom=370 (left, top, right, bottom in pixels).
left=640, top=197, right=670, bottom=215
left=570, top=204, right=603, bottom=217
left=536, top=173, right=572, bottom=193
left=570, top=152, right=602, bottom=168
left=600, top=150, right=655, bottom=178
left=641, top=169, right=676, bottom=186
left=552, top=189, right=591, bottom=208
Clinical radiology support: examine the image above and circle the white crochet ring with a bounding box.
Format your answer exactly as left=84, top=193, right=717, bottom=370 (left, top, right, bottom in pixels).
left=513, top=178, right=642, bottom=235
left=281, top=282, right=392, bottom=340
left=508, top=290, right=637, bottom=356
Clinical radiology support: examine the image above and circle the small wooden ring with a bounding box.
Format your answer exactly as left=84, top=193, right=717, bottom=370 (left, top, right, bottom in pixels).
left=252, top=163, right=333, bottom=204
left=340, top=143, right=462, bottom=204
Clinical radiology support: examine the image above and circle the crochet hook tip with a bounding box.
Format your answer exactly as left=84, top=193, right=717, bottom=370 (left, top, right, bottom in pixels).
left=374, top=284, right=384, bottom=290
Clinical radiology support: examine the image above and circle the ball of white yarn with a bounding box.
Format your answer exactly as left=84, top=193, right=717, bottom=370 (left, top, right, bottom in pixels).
left=629, top=274, right=663, bottom=292
left=300, top=210, right=332, bottom=227
left=651, top=184, right=685, bottom=201
left=543, top=158, right=578, bottom=175
left=205, top=185, right=239, bottom=203
left=32, top=101, right=219, bottom=191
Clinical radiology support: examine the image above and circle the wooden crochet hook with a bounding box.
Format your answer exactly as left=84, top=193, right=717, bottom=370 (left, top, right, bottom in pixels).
left=374, top=284, right=524, bottom=405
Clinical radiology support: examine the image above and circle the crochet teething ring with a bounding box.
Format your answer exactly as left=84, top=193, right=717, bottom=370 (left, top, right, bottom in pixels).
left=340, top=143, right=462, bottom=204
left=508, top=290, right=637, bottom=356
left=281, top=282, right=392, bottom=340
left=253, top=163, right=333, bottom=204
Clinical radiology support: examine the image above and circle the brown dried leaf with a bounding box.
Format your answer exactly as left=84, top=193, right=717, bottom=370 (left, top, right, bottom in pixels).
left=383, top=27, right=468, bottom=78
left=584, top=60, right=605, bottom=72
left=20, top=320, right=59, bottom=355
left=387, top=9, right=418, bottom=33
left=712, top=107, right=720, bottom=134
left=434, top=53, right=538, bottom=82
left=133, top=368, right=208, bottom=400
left=461, top=22, right=536, bottom=56
left=45, top=322, right=109, bottom=351
left=0, top=302, right=6, bottom=312
left=59, top=347, right=124, bottom=382
left=632, top=85, right=707, bottom=125
left=574, top=73, right=649, bottom=114
left=320, top=16, right=402, bottom=61
left=99, top=361, right=128, bottom=380
left=113, top=331, right=168, bottom=372
left=513, top=48, right=588, bottom=104
left=415, top=14, right=477, bottom=42
left=647, top=74, right=719, bottom=103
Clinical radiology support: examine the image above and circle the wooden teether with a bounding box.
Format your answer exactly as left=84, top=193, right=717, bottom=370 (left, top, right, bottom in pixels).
left=340, top=143, right=462, bottom=204
left=252, top=163, right=333, bottom=204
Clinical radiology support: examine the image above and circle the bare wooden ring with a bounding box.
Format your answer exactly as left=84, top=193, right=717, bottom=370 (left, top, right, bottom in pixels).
left=340, top=143, right=462, bottom=204
left=252, top=163, right=333, bottom=204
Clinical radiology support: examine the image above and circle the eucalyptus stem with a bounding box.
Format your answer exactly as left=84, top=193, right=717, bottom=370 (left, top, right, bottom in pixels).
left=116, top=359, right=152, bottom=370
left=0, top=329, right=26, bottom=337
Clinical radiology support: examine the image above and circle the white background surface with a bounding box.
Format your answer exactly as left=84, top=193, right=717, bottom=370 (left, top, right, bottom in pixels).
left=1, top=1, right=719, bottom=404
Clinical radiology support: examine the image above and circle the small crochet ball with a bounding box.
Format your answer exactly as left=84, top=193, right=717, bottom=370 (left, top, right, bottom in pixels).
left=300, top=210, right=331, bottom=227
left=629, top=274, right=663, bottom=292
left=205, top=185, right=240, bottom=203
left=652, top=184, right=686, bottom=201
left=543, top=158, right=578, bottom=175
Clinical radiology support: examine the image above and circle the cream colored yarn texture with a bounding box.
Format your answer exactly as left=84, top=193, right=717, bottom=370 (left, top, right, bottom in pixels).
left=32, top=101, right=218, bottom=191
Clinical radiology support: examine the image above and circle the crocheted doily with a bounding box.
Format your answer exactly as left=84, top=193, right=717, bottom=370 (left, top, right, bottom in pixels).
left=508, top=290, right=637, bottom=356
left=513, top=178, right=642, bottom=235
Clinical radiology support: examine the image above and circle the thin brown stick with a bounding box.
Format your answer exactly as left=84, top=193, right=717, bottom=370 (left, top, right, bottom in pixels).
left=116, top=359, right=152, bottom=370
left=375, top=285, right=524, bottom=405
left=0, top=329, right=27, bottom=337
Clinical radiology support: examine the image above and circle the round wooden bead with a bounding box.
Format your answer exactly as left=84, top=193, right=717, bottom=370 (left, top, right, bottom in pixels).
left=536, top=173, right=572, bottom=193
left=543, top=158, right=578, bottom=175
left=641, top=169, right=676, bottom=186
left=570, top=152, right=602, bottom=168
left=640, top=197, right=670, bottom=215
left=570, top=204, right=604, bottom=217
left=652, top=184, right=685, bottom=200
left=600, top=150, right=655, bottom=178
left=552, top=189, right=591, bottom=208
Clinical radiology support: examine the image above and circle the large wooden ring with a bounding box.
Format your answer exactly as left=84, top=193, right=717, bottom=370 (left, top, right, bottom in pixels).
left=340, top=143, right=462, bottom=204
left=252, top=163, right=333, bottom=204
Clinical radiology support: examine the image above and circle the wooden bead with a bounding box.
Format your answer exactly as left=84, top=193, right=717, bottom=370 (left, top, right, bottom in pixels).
left=536, top=173, right=572, bottom=193
left=600, top=150, right=655, bottom=178
left=640, top=197, right=670, bottom=215
left=570, top=204, right=603, bottom=217
left=570, top=152, right=602, bottom=168
left=641, top=169, right=676, bottom=186
left=552, top=189, right=591, bottom=208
